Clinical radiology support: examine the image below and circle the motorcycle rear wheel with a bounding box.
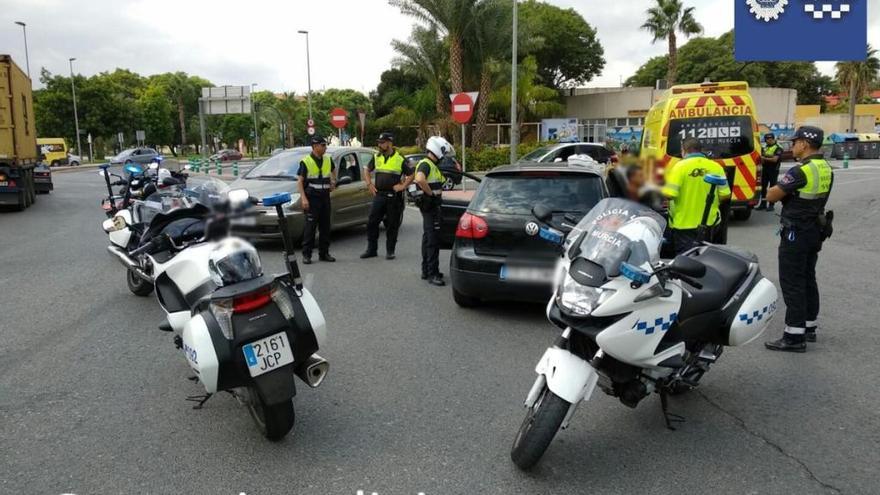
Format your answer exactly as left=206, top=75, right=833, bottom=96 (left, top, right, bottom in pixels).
left=126, top=269, right=154, bottom=296
left=246, top=387, right=295, bottom=441
left=510, top=386, right=570, bottom=470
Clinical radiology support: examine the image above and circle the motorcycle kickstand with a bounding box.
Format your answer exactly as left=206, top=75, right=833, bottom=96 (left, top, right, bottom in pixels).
left=185, top=393, right=212, bottom=410
left=660, top=388, right=685, bottom=431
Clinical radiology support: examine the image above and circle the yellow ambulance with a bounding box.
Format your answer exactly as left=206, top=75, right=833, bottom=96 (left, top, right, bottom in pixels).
left=37, top=137, right=70, bottom=166
left=640, top=81, right=762, bottom=220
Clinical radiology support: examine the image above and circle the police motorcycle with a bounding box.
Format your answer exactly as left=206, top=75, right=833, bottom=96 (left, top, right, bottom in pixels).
left=99, top=161, right=187, bottom=217
left=105, top=183, right=328, bottom=440
left=509, top=195, right=779, bottom=470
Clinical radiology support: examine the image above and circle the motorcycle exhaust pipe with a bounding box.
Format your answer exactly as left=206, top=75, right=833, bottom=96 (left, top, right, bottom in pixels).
left=106, top=245, right=152, bottom=282
left=295, top=354, right=329, bottom=388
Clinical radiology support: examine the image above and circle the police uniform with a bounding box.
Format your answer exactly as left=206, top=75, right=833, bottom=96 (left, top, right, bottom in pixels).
left=766, top=126, right=834, bottom=352
left=362, top=134, right=412, bottom=259
left=297, top=136, right=335, bottom=263
left=759, top=133, right=783, bottom=211
left=662, top=152, right=731, bottom=254
left=415, top=157, right=445, bottom=284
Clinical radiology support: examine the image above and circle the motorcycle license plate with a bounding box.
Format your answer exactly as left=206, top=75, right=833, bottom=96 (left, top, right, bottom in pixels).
left=232, top=215, right=257, bottom=226
left=499, top=265, right=554, bottom=284
left=242, top=332, right=294, bottom=378
left=0, top=181, right=7, bottom=187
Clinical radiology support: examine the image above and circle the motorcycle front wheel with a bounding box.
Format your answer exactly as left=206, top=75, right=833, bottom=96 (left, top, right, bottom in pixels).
left=510, top=386, right=571, bottom=470
left=246, top=387, right=295, bottom=441
left=126, top=269, right=154, bottom=296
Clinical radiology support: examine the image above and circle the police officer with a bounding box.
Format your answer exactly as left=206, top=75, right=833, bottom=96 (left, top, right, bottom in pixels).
left=765, top=126, right=834, bottom=352
left=662, top=138, right=731, bottom=254
left=360, top=132, right=413, bottom=260
left=758, top=133, right=783, bottom=211
left=413, top=136, right=453, bottom=286
left=297, top=135, right=336, bottom=264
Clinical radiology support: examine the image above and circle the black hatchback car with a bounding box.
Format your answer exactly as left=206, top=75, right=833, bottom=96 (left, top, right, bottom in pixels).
left=442, top=161, right=607, bottom=307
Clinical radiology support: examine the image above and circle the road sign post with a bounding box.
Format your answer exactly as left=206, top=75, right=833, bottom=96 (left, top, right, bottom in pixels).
left=450, top=92, right=479, bottom=191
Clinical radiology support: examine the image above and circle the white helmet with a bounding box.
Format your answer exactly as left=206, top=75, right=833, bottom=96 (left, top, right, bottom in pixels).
left=426, top=136, right=454, bottom=159
left=207, top=237, right=263, bottom=286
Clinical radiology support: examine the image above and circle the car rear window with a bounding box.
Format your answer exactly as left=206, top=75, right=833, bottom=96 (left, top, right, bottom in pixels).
left=470, top=173, right=604, bottom=216
left=666, top=116, right=754, bottom=159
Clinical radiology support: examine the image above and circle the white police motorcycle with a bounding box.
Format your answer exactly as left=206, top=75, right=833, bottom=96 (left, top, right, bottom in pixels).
left=106, top=185, right=328, bottom=440
left=510, top=196, right=778, bottom=469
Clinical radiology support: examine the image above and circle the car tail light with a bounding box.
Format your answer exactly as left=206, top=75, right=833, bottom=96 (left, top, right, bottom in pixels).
left=456, top=212, right=489, bottom=239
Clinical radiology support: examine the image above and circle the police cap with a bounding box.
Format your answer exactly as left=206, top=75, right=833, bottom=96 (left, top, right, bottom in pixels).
left=791, top=126, right=824, bottom=148
left=309, top=135, right=327, bottom=146
left=377, top=132, right=394, bottom=143
left=764, top=133, right=775, bottom=140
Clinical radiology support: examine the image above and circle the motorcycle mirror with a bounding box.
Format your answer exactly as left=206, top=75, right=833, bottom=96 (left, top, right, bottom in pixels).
left=262, top=192, right=292, bottom=207
left=227, top=189, right=251, bottom=207
left=532, top=204, right=553, bottom=223
left=669, top=255, right=707, bottom=278
left=703, top=174, right=727, bottom=186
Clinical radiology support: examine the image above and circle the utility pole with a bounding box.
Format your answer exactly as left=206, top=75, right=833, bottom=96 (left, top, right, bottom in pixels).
left=298, top=30, right=314, bottom=121
left=14, top=22, right=30, bottom=80
left=69, top=58, right=82, bottom=159
left=509, top=0, right=519, bottom=163
left=251, top=83, right=260, bottom=156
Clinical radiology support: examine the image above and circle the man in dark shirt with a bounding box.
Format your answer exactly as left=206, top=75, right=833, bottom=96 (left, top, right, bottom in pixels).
left=361, top=132, right=413, bottom=259
left=764, top=126, right=834, bottom=352
left=297, top=135, right=337, bottom=264
left=758, top=133, right=783, bottom=211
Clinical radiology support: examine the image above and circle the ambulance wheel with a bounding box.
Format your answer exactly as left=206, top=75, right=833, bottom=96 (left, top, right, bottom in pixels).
left=732, top=208, right=752, bottom=221
left=127, top=269, right=154, bottom=296
left=247, top=388, right=295, bottom=441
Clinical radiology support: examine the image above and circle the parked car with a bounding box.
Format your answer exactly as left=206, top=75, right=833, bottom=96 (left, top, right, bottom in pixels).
left=67, top=153, right=82, bottom=166
left=210, top=148, right=243, bottom=161
left=442, top=160, right=608, bottom=307
left=33, top=163, right=53, bottom=193
left=517, top=142, right=618, bottom=165
left=229, top=146, right=376, bottom=245
left=109, top=148, right=160, bottom=165
left=405, top=153, right=462, bottom=190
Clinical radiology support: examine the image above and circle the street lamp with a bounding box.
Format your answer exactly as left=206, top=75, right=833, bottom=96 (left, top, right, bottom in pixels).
left=509, top=1, right=519, bottom=163
left=69, top=58, right=82, bottom=160
left=297, top=30, right=314, bottom=122
left=14, top=21, right=30, bottom=80
left=251, top=83, right=260, bottom=156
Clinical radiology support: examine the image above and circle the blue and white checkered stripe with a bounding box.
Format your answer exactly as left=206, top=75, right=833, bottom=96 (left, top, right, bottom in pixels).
left=739, top=302, right=777, bottom=325
left=632, top=313, right=678, bottom=335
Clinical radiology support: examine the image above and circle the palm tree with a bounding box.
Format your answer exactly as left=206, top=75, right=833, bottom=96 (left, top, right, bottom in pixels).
left=468, top=0, right=512, bottom=146
left=390, top=0, right=477, bottom=98
left=640, top=0, right=702, bottom=86
left=391, top=25, right=448, bottom=119
left=155, top=72, right=196, bottom=150
left=836, top=45, right=880, bottom=132
left=490, top=56, right=564, bottom=138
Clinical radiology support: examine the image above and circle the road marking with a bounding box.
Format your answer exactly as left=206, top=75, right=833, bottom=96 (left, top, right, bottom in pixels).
left=837, top=176, right=880, bottom=186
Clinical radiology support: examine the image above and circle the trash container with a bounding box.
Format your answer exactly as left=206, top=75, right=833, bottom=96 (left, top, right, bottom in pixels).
left=857, top=133, right=880, bottom=159
left=820, top=136, right=834, bottom=159
left=829, top=133, right=860, bottom=159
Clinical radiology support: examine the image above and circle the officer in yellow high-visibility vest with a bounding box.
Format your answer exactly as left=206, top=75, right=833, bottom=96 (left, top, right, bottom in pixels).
left=758, top=133, right=783, bottom=211
left=662, top=137, right=731, bottom=254
left=360, top=132, right=413, bottom=260
left=413, top=136, right=453, bottom=286
left=765, top=126, right=834, bottom=353
left=297, top=135, right=336, bottom=264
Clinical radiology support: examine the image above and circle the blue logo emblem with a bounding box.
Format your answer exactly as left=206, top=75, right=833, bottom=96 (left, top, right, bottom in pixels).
left=736, top=0, right=866, bottom=61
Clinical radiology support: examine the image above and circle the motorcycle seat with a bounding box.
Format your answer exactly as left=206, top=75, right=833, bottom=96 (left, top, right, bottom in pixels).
left=678, top=246, right=752, bottom=320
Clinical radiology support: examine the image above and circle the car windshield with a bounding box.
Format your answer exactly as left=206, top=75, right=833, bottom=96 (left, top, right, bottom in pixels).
left=519, top=146, right=556, bottom=162
left=567, top=198, right=667, bottom=277
left=245, top=151, right=310, bottom=179
left=470, top=173, right=604, bottom=216
left=141, top=176, right=229, bottom=221
left=666, top=116, right=755, bottom=159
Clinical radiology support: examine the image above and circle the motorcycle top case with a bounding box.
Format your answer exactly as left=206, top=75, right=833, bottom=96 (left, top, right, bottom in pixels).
left=728, top=277, right=777, bottom=346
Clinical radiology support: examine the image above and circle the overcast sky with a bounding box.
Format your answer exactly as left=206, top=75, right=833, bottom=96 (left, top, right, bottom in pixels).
left=2, top=0, right=878, bottom=93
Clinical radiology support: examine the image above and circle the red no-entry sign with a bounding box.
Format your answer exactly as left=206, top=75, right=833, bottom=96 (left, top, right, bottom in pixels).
left=450, top=93, right=475, bottom=124
left=330, top=108, right=348, bottom=129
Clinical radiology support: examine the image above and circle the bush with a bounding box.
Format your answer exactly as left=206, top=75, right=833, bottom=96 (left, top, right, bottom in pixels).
left=464, top=142, right=550, bottom=171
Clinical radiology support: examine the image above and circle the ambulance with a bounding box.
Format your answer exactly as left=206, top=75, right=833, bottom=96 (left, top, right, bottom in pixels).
left=640, top=81, right=762, bottom=221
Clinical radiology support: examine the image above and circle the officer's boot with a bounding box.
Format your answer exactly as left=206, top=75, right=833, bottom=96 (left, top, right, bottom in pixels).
left=360, top=242, right=378, bottom=259
left=765, top=328, right=807, bottom=353
left=805, top=321, right=818, bottom=342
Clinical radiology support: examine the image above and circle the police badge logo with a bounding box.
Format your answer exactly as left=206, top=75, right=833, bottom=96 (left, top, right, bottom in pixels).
left=747, top=0, right=788, bottom=21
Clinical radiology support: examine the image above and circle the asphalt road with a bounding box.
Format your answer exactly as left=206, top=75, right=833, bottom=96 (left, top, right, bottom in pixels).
left=2, top=163, right=879, bottom=494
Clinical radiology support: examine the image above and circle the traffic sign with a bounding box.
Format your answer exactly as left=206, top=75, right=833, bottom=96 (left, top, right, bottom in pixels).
left=307, top=126, right=316, bottom=136
left=330, top=108, right=348, bottom=129
left=306, top=118, right=315, bottom=127
left=450, top=92, right=478, bottom=124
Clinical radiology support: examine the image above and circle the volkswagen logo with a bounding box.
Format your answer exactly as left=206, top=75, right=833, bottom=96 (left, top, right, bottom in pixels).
left=525, top=222, right=540, bottom=236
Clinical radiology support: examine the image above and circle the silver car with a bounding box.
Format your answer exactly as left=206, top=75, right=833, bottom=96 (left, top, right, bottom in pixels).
left=110, top=148, right=159, bottom=165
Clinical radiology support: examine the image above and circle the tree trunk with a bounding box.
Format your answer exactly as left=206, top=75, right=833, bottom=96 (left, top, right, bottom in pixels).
left=177, top=96, right=187, bottom=147
left=449, top=35, right=464, bottom=145
left=667, top=32, right=677, bottom=86
left=472, top=66, right=493, bottom=147
left=848, top=77, right=858, bottom=132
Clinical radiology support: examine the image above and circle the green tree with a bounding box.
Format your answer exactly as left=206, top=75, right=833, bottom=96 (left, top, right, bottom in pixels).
left=836, top=45, right=880, bottom=131
left=138, top=83, right=176, bottom=151
left=468, top=0, right=512, bottom=146
left=519, top=0, right=605, bottom=89
left=392, top=25, right=449, bottom=118
left=640, top=0, right=703, bottom=86
left=490, top=56, right=564, bottom=137
left=371, top=68, right=425, bottom=118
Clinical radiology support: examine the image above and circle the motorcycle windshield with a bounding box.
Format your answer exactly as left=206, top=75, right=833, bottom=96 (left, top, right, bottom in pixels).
left=140, top=176, right=229, bottom=224
left=569, top=198, right=667, bottom=277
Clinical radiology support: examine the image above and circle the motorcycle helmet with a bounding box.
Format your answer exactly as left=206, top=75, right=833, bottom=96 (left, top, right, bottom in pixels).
left=207, top=237, right=263, bottom=286
left=426, top=136, right=454, bottom=159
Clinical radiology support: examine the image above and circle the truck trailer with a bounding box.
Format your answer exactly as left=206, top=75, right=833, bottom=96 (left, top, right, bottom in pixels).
left=0, top=54, right=38, bottom=211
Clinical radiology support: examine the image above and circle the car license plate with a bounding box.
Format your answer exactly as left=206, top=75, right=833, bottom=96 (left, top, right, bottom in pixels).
left=232, top=215, right=257, bottom=226
left=242, top=332, right=294, bottom=378
left=499, top=265, right=554, bottom=284
left=0, top=181, right=7, bottom=187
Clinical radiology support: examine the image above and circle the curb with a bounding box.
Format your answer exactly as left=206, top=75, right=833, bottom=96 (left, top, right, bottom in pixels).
left=51, top=163, right=107, bottom=174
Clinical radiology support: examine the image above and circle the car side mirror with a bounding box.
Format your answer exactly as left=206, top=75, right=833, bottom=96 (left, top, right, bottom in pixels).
left=669, top=255, right=706, bottom=278
left=337, top=176, right=353, bottom=186
left=532, top=204, right=553, bottom=223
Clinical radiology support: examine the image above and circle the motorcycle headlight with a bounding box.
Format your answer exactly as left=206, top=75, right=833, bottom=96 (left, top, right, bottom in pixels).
left=558, top=273, right=616, bottom=316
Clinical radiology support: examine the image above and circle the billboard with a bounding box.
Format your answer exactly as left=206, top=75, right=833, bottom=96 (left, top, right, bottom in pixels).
left=201, top=86, right=252, bottom=115
left=541, top=118, right=578, bottom=142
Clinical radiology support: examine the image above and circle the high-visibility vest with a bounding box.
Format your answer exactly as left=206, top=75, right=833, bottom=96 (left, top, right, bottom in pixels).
left=417, top=158, right=445, bottom=195
left=763, top=144, right=780, bottom=157
left=796, top=158, right=833, bottom=200
left=303, top=154, right=332, bottom=189
left=374, top=151, right=404, bottom=175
